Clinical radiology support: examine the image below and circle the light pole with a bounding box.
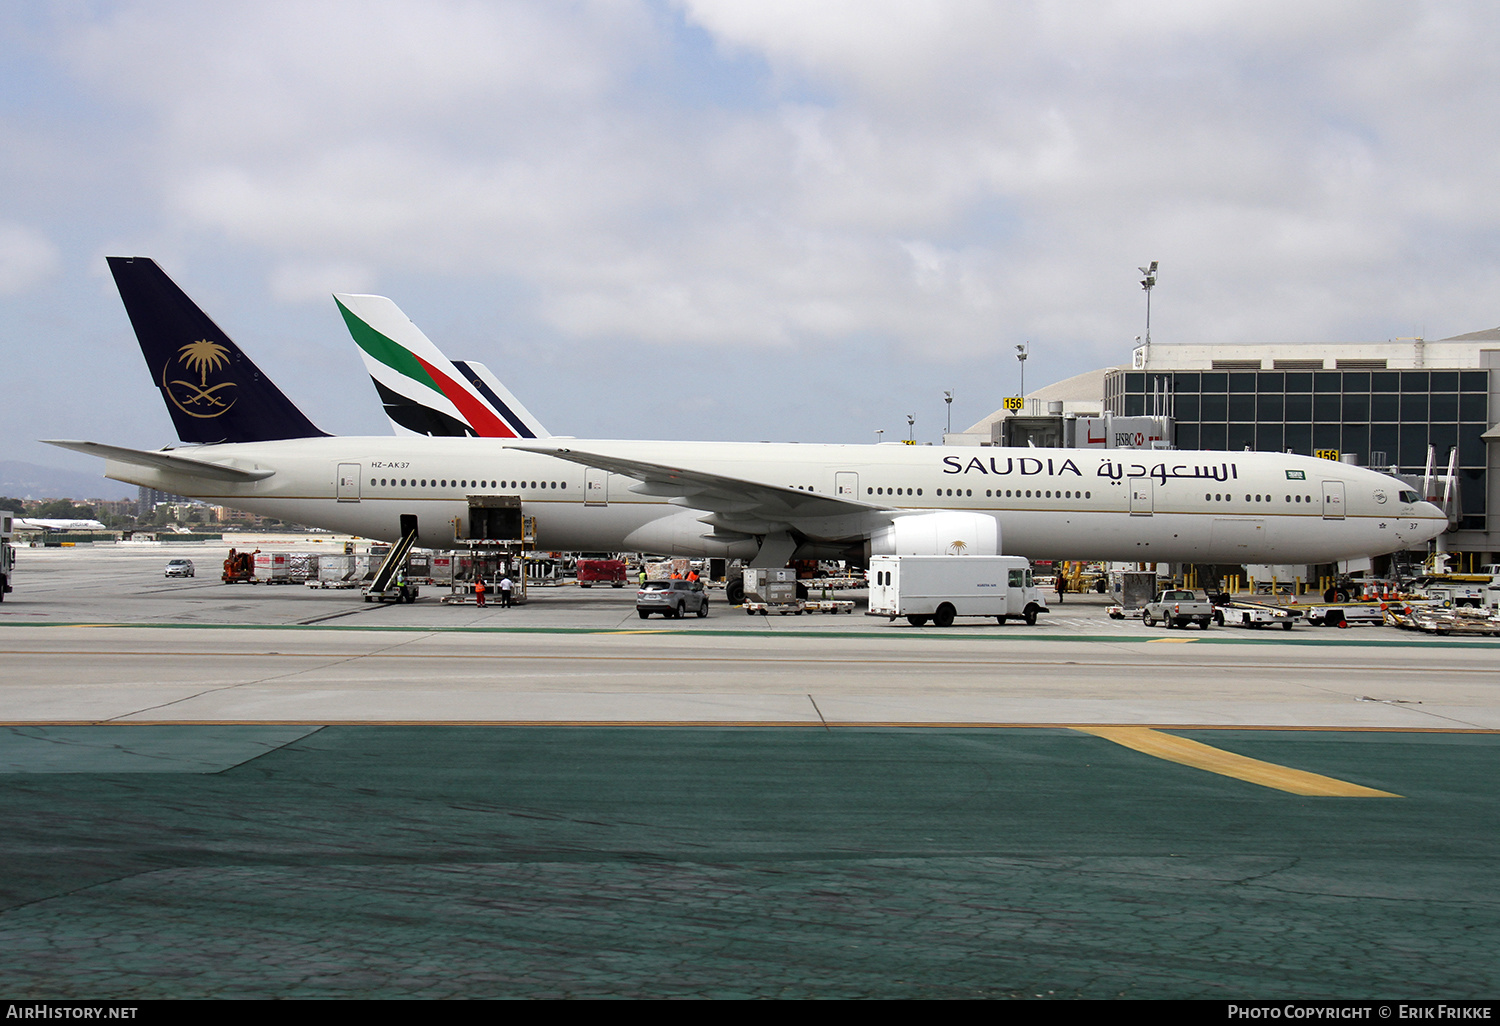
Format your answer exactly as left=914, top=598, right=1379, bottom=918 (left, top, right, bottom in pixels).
left=1138, top=260, right=1157, bottom=345
left=906, top=414, right=915, bottom=443
left=943, top=390, right=953, bottom=436
left=1015, top=343, right=1029, bottom=398
left=875, top=429, right=883, bottom=444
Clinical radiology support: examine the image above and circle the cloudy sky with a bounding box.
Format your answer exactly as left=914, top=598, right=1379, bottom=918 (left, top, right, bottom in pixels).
left=5, top=0, right=1500, bottom=485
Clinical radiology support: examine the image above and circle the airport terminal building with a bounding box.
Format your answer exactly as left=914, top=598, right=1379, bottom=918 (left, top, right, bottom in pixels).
left=967, top=331, right=1500, bottom=566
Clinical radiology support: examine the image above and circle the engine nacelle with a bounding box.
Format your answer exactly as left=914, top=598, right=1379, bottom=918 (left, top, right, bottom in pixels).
left=867, top=511, right=1000, bottom=558
left=623, top=510, right=760, bottom=559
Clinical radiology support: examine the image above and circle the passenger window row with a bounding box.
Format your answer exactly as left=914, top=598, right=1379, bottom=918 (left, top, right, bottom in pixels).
left=1204, top=493, right=1315, bottom=503
left=370, top=478, right=568, bottom=491
left=867, top=486, right=1095, bottom=500
left=988, top=489, right=1093, bottom=500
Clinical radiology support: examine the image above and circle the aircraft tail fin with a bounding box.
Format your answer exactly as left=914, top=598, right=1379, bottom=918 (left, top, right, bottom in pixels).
left=107, top=257, right=328, bottom=443
left=334, top=293, right=548, bottom=439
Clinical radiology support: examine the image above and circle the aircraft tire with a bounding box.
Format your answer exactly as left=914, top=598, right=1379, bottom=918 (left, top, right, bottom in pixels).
left=933, top=604, right=955, bottom=628
left=726, top=580, right=745, bottom=606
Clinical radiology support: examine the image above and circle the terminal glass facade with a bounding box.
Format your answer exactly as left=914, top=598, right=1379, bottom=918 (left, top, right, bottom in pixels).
left=1104, top=368, right=1490, bottom=531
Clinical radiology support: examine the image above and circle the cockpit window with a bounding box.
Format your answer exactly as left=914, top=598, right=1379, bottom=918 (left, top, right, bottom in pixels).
left=1398, top=490, right=1421, bottom=503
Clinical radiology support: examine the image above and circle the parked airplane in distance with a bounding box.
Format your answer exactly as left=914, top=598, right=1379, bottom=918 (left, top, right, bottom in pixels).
left=14, top=518, right=108, bottom=532
left=337, top=293, right=548, bottom=440
left=47, top=258, right=1447, bottom=587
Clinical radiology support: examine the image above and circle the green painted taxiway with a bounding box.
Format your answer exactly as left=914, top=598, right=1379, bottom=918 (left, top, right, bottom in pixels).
left=1, top=725, right=1496, bottom=999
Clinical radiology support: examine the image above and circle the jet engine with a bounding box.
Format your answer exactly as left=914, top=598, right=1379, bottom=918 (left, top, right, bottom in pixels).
left=623, top=510, right=760, bottom=559
left=867, top=511, right=1000, bottom=558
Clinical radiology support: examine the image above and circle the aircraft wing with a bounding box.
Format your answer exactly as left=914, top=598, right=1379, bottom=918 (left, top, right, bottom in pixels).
left=509, top=443, right=890, bottom=534
left=41, top=440, right=276, bottom=482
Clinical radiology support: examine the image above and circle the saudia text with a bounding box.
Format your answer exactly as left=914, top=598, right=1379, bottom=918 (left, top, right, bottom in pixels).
left=942, top=456, right=1239, bottom=484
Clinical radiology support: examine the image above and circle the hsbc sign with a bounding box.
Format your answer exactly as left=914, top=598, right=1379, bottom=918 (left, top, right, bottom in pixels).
left=1078, top=416, right=1168, bottom=449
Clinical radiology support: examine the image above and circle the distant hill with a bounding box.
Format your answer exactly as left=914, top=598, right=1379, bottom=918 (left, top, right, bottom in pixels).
left=0, top=461, right=136, bottom=501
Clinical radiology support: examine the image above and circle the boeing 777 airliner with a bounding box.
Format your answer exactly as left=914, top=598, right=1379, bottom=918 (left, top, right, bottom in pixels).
left=46, top=258, right=1447, bottom=581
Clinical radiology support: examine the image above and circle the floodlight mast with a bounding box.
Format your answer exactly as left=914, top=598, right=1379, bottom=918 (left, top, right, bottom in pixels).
left=1139, top=260, right=1158, bottom=346
left=944, top=390, right=953, bottom=435
left=1015, top=342, right=1029, bottom=399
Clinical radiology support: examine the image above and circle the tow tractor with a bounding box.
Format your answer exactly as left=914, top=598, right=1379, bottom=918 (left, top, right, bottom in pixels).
left=222, top=547, right=260, bottom=584
left=1215, top=597, right=1298, bottom=631
left=1302, top=602, right=1387, bottom=628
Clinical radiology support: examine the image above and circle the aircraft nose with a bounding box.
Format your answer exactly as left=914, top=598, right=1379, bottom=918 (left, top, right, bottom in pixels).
left=1412, top=501, right=1449, bottom=543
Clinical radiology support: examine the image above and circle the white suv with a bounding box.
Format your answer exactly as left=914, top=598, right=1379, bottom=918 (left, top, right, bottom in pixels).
left=636, top=579, right=709, bottom=619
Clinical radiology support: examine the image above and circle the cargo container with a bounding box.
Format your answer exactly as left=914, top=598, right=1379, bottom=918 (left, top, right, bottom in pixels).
left=577, top=558, right=628, bottom=587
left=742, top=567, right=799, bottom=611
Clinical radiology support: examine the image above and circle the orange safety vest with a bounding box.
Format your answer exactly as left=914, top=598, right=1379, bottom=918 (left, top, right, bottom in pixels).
left=475, top=579, right=486, bottom=594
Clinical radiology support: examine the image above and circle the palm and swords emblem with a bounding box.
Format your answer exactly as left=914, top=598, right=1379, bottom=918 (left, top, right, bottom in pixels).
left=162, top=339, right=237, bottom=418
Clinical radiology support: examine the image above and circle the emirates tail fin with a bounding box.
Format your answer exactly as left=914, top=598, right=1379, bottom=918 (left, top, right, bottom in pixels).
left=335, top=294, right=548, bottom=439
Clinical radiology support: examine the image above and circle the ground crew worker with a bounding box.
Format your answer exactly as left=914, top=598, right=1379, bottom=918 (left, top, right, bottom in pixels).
left=499, top=575, right=514, bottom=608
left=474, top=576, right=487, bottom=607
left=687, top=569, right=699, bottom=582
left=638, top=568, right=647, bottom=586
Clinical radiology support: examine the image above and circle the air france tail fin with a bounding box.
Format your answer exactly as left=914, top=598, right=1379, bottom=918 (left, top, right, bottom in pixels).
left=107, top=257, right=328, bottom=443
left=334, top=293, right=549, bottom=439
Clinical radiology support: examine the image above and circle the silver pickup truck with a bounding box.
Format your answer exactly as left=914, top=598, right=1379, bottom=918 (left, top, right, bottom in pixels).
left=1142, top=589, right=1215, bottom=630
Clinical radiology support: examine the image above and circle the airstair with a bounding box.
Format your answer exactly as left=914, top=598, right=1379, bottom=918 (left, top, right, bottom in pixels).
left=365, top=515, right=419, bottom=600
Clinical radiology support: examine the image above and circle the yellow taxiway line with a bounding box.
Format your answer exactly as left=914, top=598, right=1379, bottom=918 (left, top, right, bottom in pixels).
left=1074, top=725, right=1400, bottom=797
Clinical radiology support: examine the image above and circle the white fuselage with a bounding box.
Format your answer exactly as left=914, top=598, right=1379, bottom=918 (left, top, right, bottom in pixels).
left=101, top=437, right=1447, bottom=564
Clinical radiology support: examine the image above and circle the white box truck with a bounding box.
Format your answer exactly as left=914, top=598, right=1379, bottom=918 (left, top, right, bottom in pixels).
left=867, top=555, right=1048, bottom=627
